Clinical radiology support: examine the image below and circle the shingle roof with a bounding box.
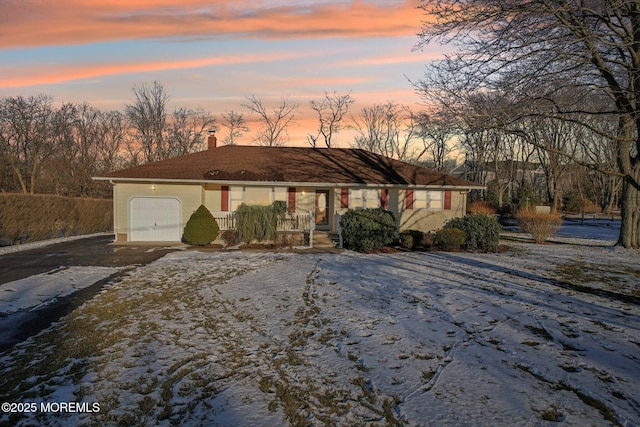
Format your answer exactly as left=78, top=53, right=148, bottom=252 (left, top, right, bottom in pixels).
left=99, top=146, right=481, bottom=188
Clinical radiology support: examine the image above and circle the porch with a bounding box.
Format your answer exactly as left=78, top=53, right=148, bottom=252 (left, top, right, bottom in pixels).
left=211, top=211, right=312, bottom=232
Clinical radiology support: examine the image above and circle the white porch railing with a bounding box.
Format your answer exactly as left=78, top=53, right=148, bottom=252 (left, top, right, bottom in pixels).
left=278, top=211, right=312, bottom=231
left=211, top=211, right=311, bottom=232
left=212, top=212, right=236, bottom=231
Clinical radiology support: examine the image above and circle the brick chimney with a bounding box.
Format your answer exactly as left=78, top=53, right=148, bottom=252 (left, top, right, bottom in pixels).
left=207, top=131, right=217, bottom=149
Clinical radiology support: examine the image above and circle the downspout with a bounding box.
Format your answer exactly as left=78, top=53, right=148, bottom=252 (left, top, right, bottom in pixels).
left=110, top=180, right=117, bottom=242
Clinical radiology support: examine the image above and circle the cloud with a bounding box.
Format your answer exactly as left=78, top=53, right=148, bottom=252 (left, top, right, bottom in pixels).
left=0, top=51, right=316, bottom=88
left=0, top=1, right=422, bottom=49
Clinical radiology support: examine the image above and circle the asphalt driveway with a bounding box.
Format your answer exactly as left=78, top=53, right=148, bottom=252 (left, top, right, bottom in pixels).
left=0, top=235, right=181, bottom=351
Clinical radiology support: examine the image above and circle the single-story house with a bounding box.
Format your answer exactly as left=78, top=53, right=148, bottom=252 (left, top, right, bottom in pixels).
left=94, top=136, right=483, bottom=244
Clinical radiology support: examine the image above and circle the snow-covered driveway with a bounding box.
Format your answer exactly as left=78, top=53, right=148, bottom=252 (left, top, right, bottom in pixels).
left=1, top=242, right=638, bottom=426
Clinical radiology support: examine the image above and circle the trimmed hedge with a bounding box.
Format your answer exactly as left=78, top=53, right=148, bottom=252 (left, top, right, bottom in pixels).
left=0, top=194, right=112, bottom=245
left=340, top=208, right=398, bottom=252
left=182, top=205, right=220, bottom=246
left=444, top=213, right=502, bottom=252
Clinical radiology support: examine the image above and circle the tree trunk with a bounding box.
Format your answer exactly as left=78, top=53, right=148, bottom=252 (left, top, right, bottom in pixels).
left=617, top=174, right=639, bottom=248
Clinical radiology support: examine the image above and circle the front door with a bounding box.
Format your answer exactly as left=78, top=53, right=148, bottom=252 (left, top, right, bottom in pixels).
left=315, top=190, right=330, bottom=228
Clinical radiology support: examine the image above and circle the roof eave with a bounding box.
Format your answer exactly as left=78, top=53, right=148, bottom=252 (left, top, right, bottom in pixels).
left=93, top=176, right=485, bottom=190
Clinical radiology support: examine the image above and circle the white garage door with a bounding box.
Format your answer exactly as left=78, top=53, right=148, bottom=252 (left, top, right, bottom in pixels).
left=129, top=197, right=181, bottom=242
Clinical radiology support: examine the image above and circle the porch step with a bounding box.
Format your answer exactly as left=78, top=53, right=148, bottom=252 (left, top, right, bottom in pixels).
left=313, top=231, right=340, bottom=249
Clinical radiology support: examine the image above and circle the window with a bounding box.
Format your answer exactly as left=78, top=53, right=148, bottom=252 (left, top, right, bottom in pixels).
left=229, top=186, right=244, bottom=211
left=274, top=187, right=287, bottom=203
left=349, top=189, right=380, bottom=209
left=412, top=190, right=443, bottom=210
left=228, top=186, right=289, bottom=211
left=245, top=187, right=271, bottom=205
left=428, top=191, right=443, bottom=210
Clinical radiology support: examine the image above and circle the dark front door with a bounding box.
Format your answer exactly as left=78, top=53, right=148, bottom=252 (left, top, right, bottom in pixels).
left=315, top=190, right=329, bottom=228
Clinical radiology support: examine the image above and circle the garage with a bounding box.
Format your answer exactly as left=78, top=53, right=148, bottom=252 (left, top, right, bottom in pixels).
left=129, top=197, right=182, bottom=242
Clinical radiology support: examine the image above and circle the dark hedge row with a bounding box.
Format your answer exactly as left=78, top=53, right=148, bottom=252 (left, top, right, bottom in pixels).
left=0, top=194, right=112, bottom=245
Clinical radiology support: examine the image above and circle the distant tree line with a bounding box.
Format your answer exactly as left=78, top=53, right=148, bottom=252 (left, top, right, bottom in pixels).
left=0, top=81, right=459, bottom=199
left=416, top=0, right=640, bottom=248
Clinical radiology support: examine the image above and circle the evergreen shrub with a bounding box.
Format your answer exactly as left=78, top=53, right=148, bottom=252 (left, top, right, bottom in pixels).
left=340, top=208, right=397, bottom=252
left=182, top=205, right=219, bottom=246
left=434, top=228, right=466, bottom=251
left=399, top=231, right=414, bottom=249
left=399, top=230, right=424, bottom=249
left=445, top=213, right=502, bottom=252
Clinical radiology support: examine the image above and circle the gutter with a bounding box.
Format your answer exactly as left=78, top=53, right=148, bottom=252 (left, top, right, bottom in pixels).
left=92, top=176, right=486, bottom=191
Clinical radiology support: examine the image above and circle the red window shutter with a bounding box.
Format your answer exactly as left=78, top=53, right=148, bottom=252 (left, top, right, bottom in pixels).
left=380, top=189, right=389, bottom=209
left=340, top=188, right=349, bottom=208
left=287, top=187, right=296, bottom=213
left=444, top=190, right=452, bottom=210
left=221, top=186, right=229, bottom=211
left=406, top=189, right=414, bottom=209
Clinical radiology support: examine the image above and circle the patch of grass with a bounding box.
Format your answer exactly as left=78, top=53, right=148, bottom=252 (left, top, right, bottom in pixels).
left=557, top=381, right=621, bottom=426
left=421, top=368, right=436, bottom=381
left=539, top=404, right=565, bottom=422
left=555, top=260, right=640, bottom=293
left=351, top=376, right=376, bottom=405
left=525, top=324, right=554, bottom=341
left=271, top=382, right=312, bottom=426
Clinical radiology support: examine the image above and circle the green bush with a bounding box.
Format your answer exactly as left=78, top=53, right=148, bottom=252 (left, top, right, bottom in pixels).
left=399, top=231, right=414, bottom=249
left=445, top=213, right=502, bottom=252
left=399, top=230, right=425, bottom=249
left=182, top=205, right=220, bottom=246
left=235, top=202, right=287, bottom=243
left=340, top=208, right=397, bottom=252
left=434, top=227, right=466, bottom=251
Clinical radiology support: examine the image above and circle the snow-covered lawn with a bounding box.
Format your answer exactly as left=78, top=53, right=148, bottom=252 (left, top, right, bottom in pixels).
left=1, top=242, right=638, bottom=426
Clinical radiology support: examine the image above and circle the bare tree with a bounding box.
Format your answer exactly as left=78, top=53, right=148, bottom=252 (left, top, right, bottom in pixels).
left=220, top=110, right=250, bottom=145
left=0, top=94, right=54, bottom=194
left=414, top=108, right=456, bottom=172
left=349, top=101, right=419, bottom=161
left=243, top=95, right=298, bottom=146
left=167, top=107, right=216, bottom=156
left=97, top=110, right=127, bottom=173
left=418, top=0, right=640, bottom=248
left=308, top=91, right=355, bottom=147
left=125, top=81, right=169, bottom=162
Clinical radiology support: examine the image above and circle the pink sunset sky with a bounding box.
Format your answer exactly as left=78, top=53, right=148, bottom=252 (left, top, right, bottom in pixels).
left=0, top=0, right=445, bottom=146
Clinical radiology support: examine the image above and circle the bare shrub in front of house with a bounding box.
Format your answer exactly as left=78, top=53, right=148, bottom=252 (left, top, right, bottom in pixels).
left=220, top=230, right=238, bottom=247
left=182, top=205, right=220, bottom=246
left=445, top=213, right=502, bottom=252
left=467, top=201, right=497, bottom=216
left=515, top=210, right=562, bottom=244
left=340, top=208, right=398, bottom=252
